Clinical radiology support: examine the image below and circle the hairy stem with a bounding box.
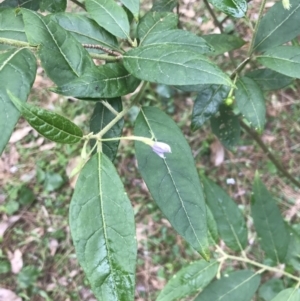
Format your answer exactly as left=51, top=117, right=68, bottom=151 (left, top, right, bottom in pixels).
left=82, top=44, right=123, bottom=57
left=0, top=38, right=32, bottom=49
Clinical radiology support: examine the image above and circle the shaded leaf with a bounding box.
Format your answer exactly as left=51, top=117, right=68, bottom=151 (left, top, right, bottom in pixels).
left=202, top=34, right=245, bottom=55
left=257, top=46, right=300, bottom=79
left=206, top=205, right=219, bottom=245
left=235, top=77, right=266, bottom=131
left=151, top=0, right=177, bottom=12
left=123, top=45, right=233, bottom=86
left=8, top=91, right=83, bottom=144
left=258, top=279, right=285, bottom=301
left=52, top=63, right=140, bottom=98
left=252, top=173, right=290, bottom=263
left=271, top=288, right=300, bottom=301
left=90, top=98, right=123, bottom=161
left=0, top=0, right=39, bottom=10
left=134, top=107, right=209, bottom=259
left=86, top=0, right=130, bottom=39
left=120, top=0, right=139, bottom=19
left=207, top=0, right=247, bottom=18
left=285, top=225, right=300, bottom=271
left=192, top=85, right=229, bottom=130
left=156, top=260, right=218, bottom=301
left=254, top=0, right=300, bottom=52
left=202, top=176, right=248, bottom=251
left=40, top=0, right=66, bottom=12
left=69, top=152, right=137, bottom=300
left=245, top=68, right=293, bottom=91
left=194, top=270, right=260, bottom=301
left=0, top=48, right=36, bottom=155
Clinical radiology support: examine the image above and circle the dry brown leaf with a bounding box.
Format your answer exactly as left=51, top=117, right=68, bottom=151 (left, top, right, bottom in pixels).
left=210, top=140, right=225, bottom=166
left=0, top=215, right=21, bottom=237
left=66, top=156, right=82, bottom=188
left=39, top=142, right=56, bottom=151
left=49, top=239, right=59, bottom=256
left=7, top=249, right=23, bottom=274
left=0, top=288, right=22, bottom=301
left=9, top=127, right=32, bottom=143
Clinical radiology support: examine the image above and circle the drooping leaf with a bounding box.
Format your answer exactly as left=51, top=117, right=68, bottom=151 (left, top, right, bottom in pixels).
left=206, top=205, right=219, bottom=245
left=207, top=0, right=247, bottom=18
left=210, top=105, right=240, bottom=150
left=119, top=0, right=139, bottom=20
left=194, top=270, right=260, bottom=301
left=254, top=0, right=300, bottom=53
left=123, top=45, right=233, bottom=86
left=245, top=69, right=293, bottom=91
left=52, top=63, right=140, bottom=98
left=235, top=77, right=266, bottom=131
left=202, top=176, right=248, bottom=251
left=90, top=98, right=123, bottom=160
left=50, top=13, right=120, bottom=53
left=258, top=279, right=285, bottom=301
left=192, top=85, right=229, bottom=130
left=8, top=91, right=83, bottom=144
left=156, top=260, right=218, bottom=301
left=22, top=9, right=95, bottom=85
left=85, top=0, right=130, bottom=39
left=141, top=29, right=214, bottom=54
left=151, top=0, right=177, bottom=12
left=0, top=0, right=39, bottom=10
left=0, top=48, right=36, bottom=155
left=134, top=107, right=210, bottom=259
left=271, top=288, right=300, bottom=301
left=252, top=173, right=290, bottom=263
left=137, top=11, right=178, bottom=45
left=40, top=0, right=66, bottom=12
left=257, top=46, right=300, bottom=79
left=70, top=152, right=137, bottom=300
left=202, top=34, right=245, bottom=55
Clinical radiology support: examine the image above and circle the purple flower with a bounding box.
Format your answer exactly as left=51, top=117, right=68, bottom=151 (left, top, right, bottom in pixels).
left=152, top=142, right=171, bottom=158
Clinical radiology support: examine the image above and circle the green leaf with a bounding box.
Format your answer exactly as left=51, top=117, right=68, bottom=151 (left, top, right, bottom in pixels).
left=123, top=45, right=233, bottom=86
left=257, top=46, right=300, bottom=79
left=194, top=270, right=260, bottom=301
left=8, top=91, right=83, bottom=144
left=235, top=77, right=266, bottom=131
left=252, top=173, right=290, bottom=263
left=271, top=288, right=300, bottom=301
left=0, top=0, right=39, bottom=10
left=69, top=152, right=137, bottom=300
left=151, top=0, right=177, bottom=12
left=141, top=29, right=214, bottom=54
left=137, top=12, right=178, bottom=45
left=44, top=172, right=64, bottom=191
left=90, top=99, right=124, bottom=161
left=207, top=0, right=247, bottom=18
left=0, top=48, right=36, bottom=155
left=210, top=105, right=240, bottom=150
left=22, top=9, right=95, bottom=85
left=206, top=205, right=219, bottom=245
left=258, top=279, right=285, bottom=301
left=52, top=63, right=140, bottom=98
left=40, top=0, right=66, bottom=12
left=285, top=225, right=300, bottom=271
left=192, top=85, right=229, bottom=130
left=120, top=0, right=139, bottom=20
left=202, top=176, right=247, bottom=251
left=245, top=69, right=293, bottom=91
left=85, top=0, right=130, bottom=39
left=50, top=13, right=119, bottom=53
left=156, top=260, right=218, bottom=301
left=202, top=34, right=245, bottom=55
left=134, top=107, right=209, bottom=259
left=254, top=0, right=300, bottom=52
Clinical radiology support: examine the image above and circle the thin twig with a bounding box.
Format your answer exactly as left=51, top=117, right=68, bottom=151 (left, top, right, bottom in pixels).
left=203, top=0, right=223, bottom=33
left=69, top=0, right=86, bottom=10
left=82, top=44, right=123, bottom=57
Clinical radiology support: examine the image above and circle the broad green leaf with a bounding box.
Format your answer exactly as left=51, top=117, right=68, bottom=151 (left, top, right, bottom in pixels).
left=192, top=85, right=229, bottom=130
left=22, top=9, right=95, bottom=86
left=123, top=45, right=233, bottom=86
left=194, top=270, right=260, bottom=301
left=252, top=173, right=290, bottom=263
left=285, top=225, right=300, bottom=271
left=141, top=29, right=214, bottom=54
left=90, top=98, right=123, bottom=160
left=137, top=12, right=178, bottom=45
left=52, top=63, right=140, bottom=98
left=202, top=34, right=245, bottom=55
left=210, top=105, right=240, bottom=150
left=156, top=260, right=218, bottom=301
left=151, top=0, right=177, bottom=12
left=0, top=48, right=36, bottom=155
left=235, top=77, right=266, bottom=131
left=207, top=0, right=247, bottom=18
left=50, top=13, right=119, bottom=53
left=206, top=205, right=219, bottom=245
left=246, top=68, right=293, bottom=91
left=257, top=46, right=300, bottom=79
left=254, top=0, right=300, bottom=52
left=70, top=152, right=137, bottom=300
left=8, top=91, right=83, bottom=144
left=271, top=288, right=300, bottom=301
left=85, top=0, right=130, bottom=39
left=120, top=0, right=139, bottom=20
left=258, top=279, right=285, bottom=301
left=0, top=0, right=39, bottom=10
left=202, top=176, right=247, bottom=251
left=40, top=0, right=66, bottom=12
left=134, top=107, right=209, bottom=259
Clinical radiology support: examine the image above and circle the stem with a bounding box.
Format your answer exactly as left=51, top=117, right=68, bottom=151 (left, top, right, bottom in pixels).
left=0, top=38, right=32, bottom=49
left=101, top=101, right=119, bottom=116
left=203, top=0, right=223, bottom=33
left=230, top=57, right=250, bottom=79
left=240, top=120, right=300, bottom=189
left=83, top=44, right=123, bottom=57
left=69, top=0, right=86, bottom=9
